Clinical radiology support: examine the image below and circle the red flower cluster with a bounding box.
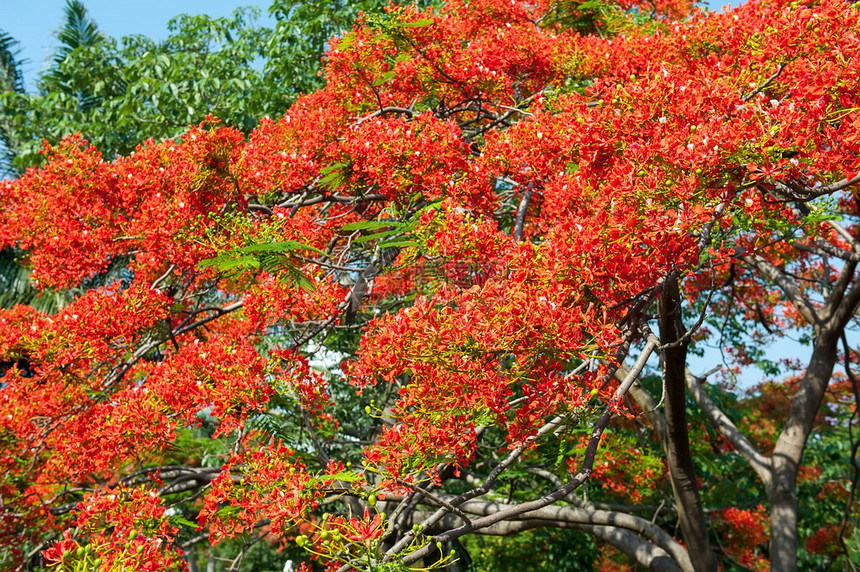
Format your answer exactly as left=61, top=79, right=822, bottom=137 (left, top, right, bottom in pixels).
left=0, top=0, right=856, bottom=568
left=42, top=485, right=185, bottom=572
left=198, top=442, right=321, bottom=541
left=716, top=505, right=770, bottom=569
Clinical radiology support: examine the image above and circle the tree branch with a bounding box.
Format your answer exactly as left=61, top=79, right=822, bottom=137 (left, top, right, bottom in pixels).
left=658, top=277, right=716, bottom=571
left=413, top=497, right=694, bottom=572
left=684, top=368, right=772, bottom=486
left=742, top=64, right=785, bottom=102
left=513, top=186, right=533, bottom=242
left=742, top=254, right=819, bottom=326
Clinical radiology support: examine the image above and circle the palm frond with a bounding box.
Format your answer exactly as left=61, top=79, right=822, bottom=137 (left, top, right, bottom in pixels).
left=0, top=29, right=26, bottom=177
left=53, top=0, right=103, bottom=66
left=246, top=412, right=299, bottom=444
left=0, top=249, right=62, bottom=313
left=0, top=30, right=25, bottom=95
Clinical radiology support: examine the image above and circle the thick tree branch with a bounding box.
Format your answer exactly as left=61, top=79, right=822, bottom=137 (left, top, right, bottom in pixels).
left=742, top=254, right=819, bottom=326
left=412, top=497, right=693, bottom=572
left=395, top=510, right=683, bottom=571
left=823, top=259, right=859, bottom=321
left=827, top=220, right=860, bottom=252
left=827, top=274, right=860, bottom=332
left=400, top=408, right=615, bottom=565
left=513, top=186, right=533, bottom=242
left=784, top=172, right=860, bottom=199
left=615, top=337, right=659, bottom=400
left=767, top=265, right=859, bottom=570
left=684, top=368, right=772, bottom=485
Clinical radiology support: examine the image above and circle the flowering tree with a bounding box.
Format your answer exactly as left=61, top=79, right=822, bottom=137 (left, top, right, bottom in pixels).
left=1, top=0, right=858, bottom=571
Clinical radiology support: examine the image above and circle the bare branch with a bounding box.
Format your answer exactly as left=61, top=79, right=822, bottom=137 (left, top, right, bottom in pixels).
left=623, top=370, right=667, bottom=442
left=799, top=172, right=860, bottom=199
left=513, top=186, right=533, bottom=242
left=824, top=259, right=860, bottom=327
left=415, top=496, right=694, bottom=572
left=684, top=368, right=772, bottom=486
left=394, top=479, right=471, bottom=527
left=742, top=254, right=820, bottom=326
left=354, top=106, right=414, bottom=125
left=402, top=407, right=616, bottom=565
left=742, top=64, right=785, bottom=102
left=615, top=336, right=659, bottom=400
left=827, top=220, right=860, bottom=251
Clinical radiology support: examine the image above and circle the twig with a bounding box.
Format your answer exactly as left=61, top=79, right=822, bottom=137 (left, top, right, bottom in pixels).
left=742, top=63, right=785, bottom=102
left=394, top=479, right=472, bottom=526
left=354, top=107, right=415, bottom=126
left=150, top=264, right=175, bottom=291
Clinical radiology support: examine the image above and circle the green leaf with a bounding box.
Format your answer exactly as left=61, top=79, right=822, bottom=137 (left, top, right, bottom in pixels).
left=335, top=33, right=355, bottom=51
left=376, top=239, right=415, bottom=248
left=353, top=228, right=404, bottom=243
left=318, top=167, right=345, bottom=192
left=170, top=515, right=199, bottom=529
left=317, top=471, right=363, bottom=483
left=197, top=254, right=260, bottom=271
left=235, top=241, right=326, bottom=256
left=340, top=220, right=400, bottom=231
left=400, top=19, right=434, bottom=28
left=319, top=162, right=345, bottom=175
left=578, top=0, right=603, bottom=11
left=372, top=70, right=396, bottom=86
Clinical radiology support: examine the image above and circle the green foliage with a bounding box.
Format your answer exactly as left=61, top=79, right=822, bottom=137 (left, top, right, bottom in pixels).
left=0, top=31, right=23, bottom=94
left=341, top=218, right=420, bottom=249
left=1, top=4, right=271, bottom=175
left=199, top=240, right=326, bottom=289
left=265, top=0, right=394, bottom=101
left=463, top=528, right=598, bottom=571
left=53, top=0, right=104, bottom=65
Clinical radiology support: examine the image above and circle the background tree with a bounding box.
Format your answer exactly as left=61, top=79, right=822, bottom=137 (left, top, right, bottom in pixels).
left=0, top=0, right=858, bottom=571
left=0, top=0, right=409, bottom=178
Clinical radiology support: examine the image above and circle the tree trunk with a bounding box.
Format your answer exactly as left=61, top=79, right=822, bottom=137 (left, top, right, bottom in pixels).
left=742, top=254, right=860, bottom=571
left=768, top=328, right=840, bottom=571
left=659, top=278, right=718, bottom=572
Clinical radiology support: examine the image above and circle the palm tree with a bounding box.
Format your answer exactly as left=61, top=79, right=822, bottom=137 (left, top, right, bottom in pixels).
left=46, top=0, right=109, bottom=113
left=0, top=29, right=25, bottom=177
